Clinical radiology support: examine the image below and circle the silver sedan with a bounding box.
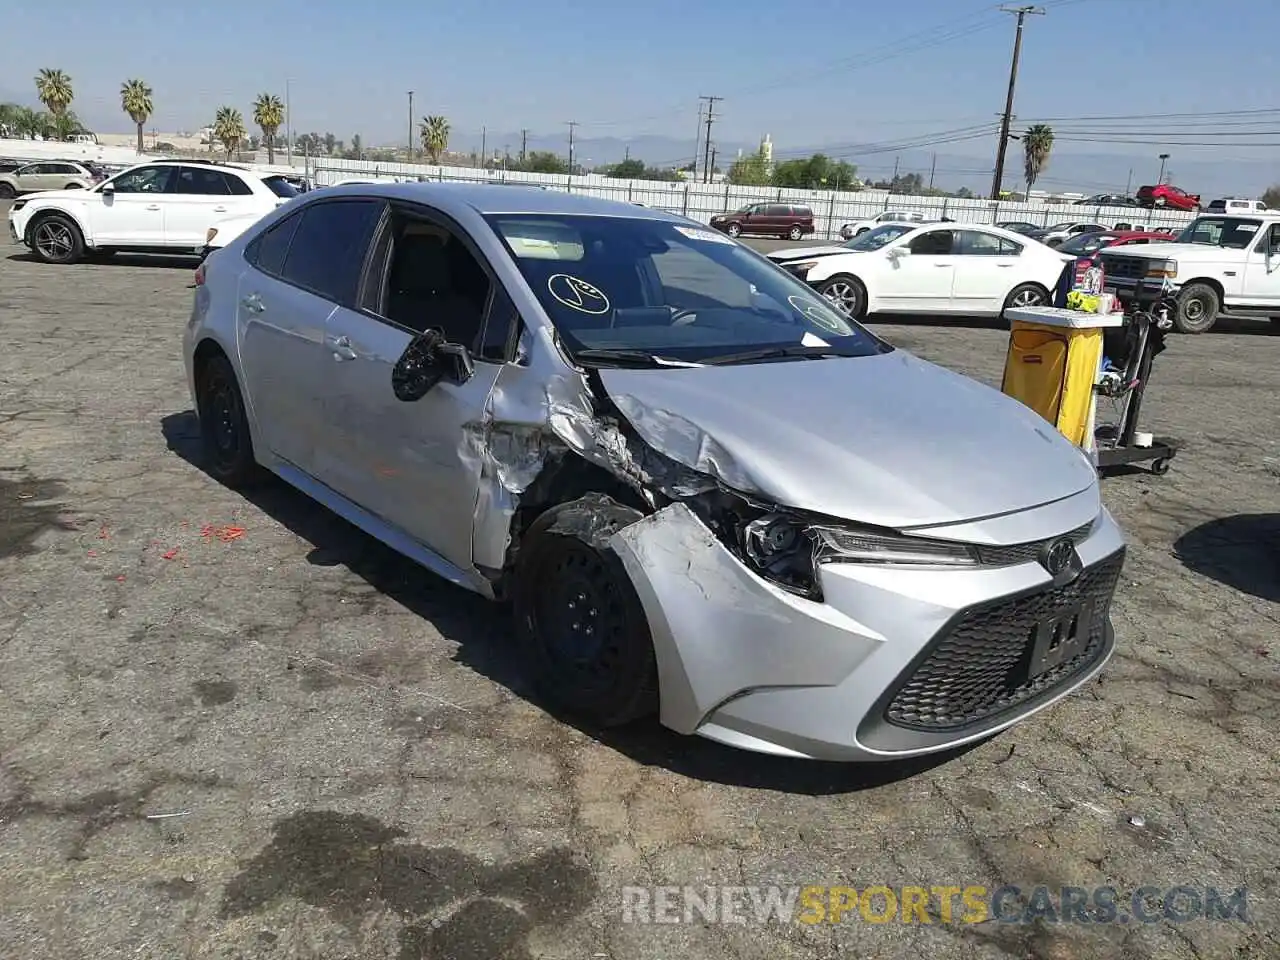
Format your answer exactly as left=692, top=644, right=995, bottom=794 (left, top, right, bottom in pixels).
left=183, top=183, right=1126, bottom=761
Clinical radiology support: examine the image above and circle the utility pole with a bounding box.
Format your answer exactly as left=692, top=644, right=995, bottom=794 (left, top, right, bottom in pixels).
left=566, top=120, right=579, bottom=173
left=699, top=95, right=721, bottom=184
left=990, top=5, right=1045, bottom=200
left=1125, top=167, right=1133, bottom=194
left=480, top=126, right=487, bottom=168
left=709, top=144, right=718, bottom=179
left=1157, top=153, right=1170, bottom=185
left=691, top=100, right=703, bottom=181
left=928, top=153, right=937, bottom=190
left=285, top=79, right=293, bottom=164
left=624, top=143, right=630, bottom=161
left=892, top=155, right=900, bottom=181
left=520, top=129, right=528, bottom=163
left=407, top=91, right=414, bottom=160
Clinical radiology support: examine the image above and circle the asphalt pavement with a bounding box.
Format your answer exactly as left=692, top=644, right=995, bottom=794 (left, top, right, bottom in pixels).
left=1, top=202, right=1278, bottom=959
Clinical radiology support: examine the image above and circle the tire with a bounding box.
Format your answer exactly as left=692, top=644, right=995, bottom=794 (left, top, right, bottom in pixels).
left=788, top=224, right=804, bottom=241
left=195, top=352, right=262, bottom=488
left=1172, top=282, right=1219, bottom=334
left=28, top=213, right=85, bottom=264
left=64, top=183, right=84, bottom=190
left=0, top=183, right=15, bottom=199
left=1002, top=282, right=1050, bottom=319
left=512, top=494, right=658, bottom=727
left=1151, top=457, right=1171, bottom=476
left=726, top=223, right=742, bottom=238
left=817, top=274, right=867, bottom=319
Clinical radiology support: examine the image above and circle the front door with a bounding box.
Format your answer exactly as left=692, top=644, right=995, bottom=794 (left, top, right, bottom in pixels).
left=877, top=229, right=957, bottom=312
left=237, top=197, right=386, bottom=472
left=89, top=164, right=173, bottom=245
left=314, top=205, right=506, bottom=570
left=1240, top=223, right=1280, bottom=311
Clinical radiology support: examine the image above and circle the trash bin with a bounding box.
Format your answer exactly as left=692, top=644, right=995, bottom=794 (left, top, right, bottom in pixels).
left=1001, top=306, right=1124, bottom=451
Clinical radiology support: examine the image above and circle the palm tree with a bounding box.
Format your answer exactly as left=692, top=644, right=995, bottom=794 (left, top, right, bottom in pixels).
left=212, top=106, right=246, bottom=160
left=34, top=68, right=74, bottom=117
left=252, top=93, right=285, bottom=164
left=120, top=79, right=153, bottom=154
left=11, top=106, right=43, bottom=139
left=419, top=115, right=450, bottom=164
left=51, top=110, right=83, bottom=142
left=1022, top=124, right=1055, bottom=196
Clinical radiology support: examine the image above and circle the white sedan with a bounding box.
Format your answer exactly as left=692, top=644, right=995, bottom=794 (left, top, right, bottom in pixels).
left=769, top=222, right=1074, bottom=319
left=839, top=210, right=926, bottom=239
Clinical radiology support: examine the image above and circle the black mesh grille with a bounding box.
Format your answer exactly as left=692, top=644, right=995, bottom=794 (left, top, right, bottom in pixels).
left=884, top=554, right=1124, bottom=732
left=1100, top=255, right=1144, bottom=281
left=974, top=521, right=1094, bottom=567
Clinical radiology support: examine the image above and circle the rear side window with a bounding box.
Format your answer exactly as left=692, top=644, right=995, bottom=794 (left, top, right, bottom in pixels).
left=262, top=175, right=300, bottom=199
left=248, top=213, right=302, bottom=276
left=175, top=166, right=234, bottom=195
left=792, top=206, right=812, bottom=217
left=279, top=200, right=385, bottom=305
left=224, top=174, right=254, bottom=196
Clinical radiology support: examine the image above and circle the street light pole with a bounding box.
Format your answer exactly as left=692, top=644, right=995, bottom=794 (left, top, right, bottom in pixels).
left=285, top=78, right=292, bottom=165
left=1157, top=153, right=1170, bottom=185
left=407, top=91, right=414, bottom=160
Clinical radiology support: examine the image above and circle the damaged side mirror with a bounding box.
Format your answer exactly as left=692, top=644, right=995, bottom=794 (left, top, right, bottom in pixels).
left=391, top=329, right=476, bottom=402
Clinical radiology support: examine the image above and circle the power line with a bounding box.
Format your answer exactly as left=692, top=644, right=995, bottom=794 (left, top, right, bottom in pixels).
left=991, top=5, right=1046, bottom=199
left=699, top=95, right=722, bottom=183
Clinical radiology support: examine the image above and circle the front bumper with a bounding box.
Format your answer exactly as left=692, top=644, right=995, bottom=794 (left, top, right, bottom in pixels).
left=610, top=495, right=1125, bottom=761
left=8, top=217, right=22, bottom=245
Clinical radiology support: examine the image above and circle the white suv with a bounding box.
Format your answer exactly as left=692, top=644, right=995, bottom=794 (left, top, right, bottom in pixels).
left=7, top=160, right=297, bottom=264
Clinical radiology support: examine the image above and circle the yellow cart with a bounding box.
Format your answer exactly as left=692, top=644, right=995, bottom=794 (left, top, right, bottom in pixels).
left=1000, top=306, right=1124, bottom=453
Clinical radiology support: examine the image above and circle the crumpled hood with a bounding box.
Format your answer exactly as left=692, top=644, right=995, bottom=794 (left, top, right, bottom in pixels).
left=598, top=350, right=1098, bottom=529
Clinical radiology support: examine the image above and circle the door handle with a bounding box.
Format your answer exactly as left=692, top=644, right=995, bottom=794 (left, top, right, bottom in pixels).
left=325, top=335, right=358, bottom=360
left=240, top=293, right=264, bottom=314
left=146, top=204, right=161, bottom=211
left=997, top=263, right=1015, bottom=267
left=213, top=206, right=227, bottom=213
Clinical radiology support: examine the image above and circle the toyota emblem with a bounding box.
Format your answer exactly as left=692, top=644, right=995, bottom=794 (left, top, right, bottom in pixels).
left=1043, top=538, right=1075, bottom=576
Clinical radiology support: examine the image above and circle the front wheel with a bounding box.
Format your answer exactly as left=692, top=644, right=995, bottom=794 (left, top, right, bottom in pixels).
left=1172, top=283, right=1219, bottom=334
left=29, top=214, right=85, bottom=264
left=817, top=274, right=867, bottom=319
left=726, top=223, right=742, bottom=238
left=512, top=495, right=658, bottom=727
left=788, top=225, right=804, bottom=241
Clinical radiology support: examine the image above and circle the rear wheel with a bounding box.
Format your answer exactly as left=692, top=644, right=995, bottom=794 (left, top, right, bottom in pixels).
left=788, top=224, right=804, bottom=241
left=29, top=214, right=84, bottom=264
left=0, top=183, right=16, bottom=199
left=195, top=352, right=262, bottom=488
left=817, top=274, right=867, bottom=319
left=64, top=183, right=83, bottom=190
left=1172, top=283, right=1219, bottom=334
left=512, top=495, right=658, bottom=727
left=1002, top=282, right=1050, bottom=320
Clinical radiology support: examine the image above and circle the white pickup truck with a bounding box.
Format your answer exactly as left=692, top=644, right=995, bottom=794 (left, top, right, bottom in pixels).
left=1096, top=213, right=1280, bottom=333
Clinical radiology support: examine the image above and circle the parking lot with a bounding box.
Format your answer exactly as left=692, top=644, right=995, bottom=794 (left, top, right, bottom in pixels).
left=1, top=207, right=1278, bottom=960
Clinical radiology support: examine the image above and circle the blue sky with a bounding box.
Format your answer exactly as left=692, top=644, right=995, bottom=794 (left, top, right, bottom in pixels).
left=4, top=0, right=1279, bottom=194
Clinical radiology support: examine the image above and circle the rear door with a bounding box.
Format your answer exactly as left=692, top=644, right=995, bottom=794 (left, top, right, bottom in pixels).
left=951, top=229, right=1023, bottom=312
left=165, top=165, right=255, bottom=249
left=236, top=198, right=386, bottom=472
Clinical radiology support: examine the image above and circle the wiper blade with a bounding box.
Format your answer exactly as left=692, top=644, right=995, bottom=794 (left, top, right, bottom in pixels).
left=571, top=348, right=705, bottom=368
left=699, top=344, right=857, bottom=365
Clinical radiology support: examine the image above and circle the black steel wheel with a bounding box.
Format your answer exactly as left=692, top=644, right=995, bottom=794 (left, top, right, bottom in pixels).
left=1172, top=283, right=1220, bottom=334
left=195, top=352, right=261, bottom=487
left=513, top=495, right=658, bottom=727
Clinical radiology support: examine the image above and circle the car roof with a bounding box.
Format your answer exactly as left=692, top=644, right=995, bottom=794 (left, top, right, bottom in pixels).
left=309, top=181, right=693, bottom=222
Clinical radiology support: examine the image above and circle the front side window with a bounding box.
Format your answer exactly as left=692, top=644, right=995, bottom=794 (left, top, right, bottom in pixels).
left=485, top=214, right=890, bottom=364
left=909, top=230, right=953, bottom=255
left=109, top=166, right=175, bottom=194
left=376, top=215, right=492, bottom=345
left=279, top=200, right=385, bottom=304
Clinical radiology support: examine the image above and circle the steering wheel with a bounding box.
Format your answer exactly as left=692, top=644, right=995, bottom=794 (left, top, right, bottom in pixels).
left=670, top=308, right=699, bottom=327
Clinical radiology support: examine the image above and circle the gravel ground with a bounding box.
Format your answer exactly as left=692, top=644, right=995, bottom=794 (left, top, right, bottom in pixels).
left=1, top=210, right=1278, bottom=960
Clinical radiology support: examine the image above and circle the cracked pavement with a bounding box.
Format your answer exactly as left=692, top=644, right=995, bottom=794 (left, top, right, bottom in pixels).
left=0, top=220, right=1277, bottom=959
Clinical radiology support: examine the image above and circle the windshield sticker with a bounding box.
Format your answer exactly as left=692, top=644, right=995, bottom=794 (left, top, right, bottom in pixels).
left=675, top=225, right=736, bottom=245
left=788, top=295, right=847, bottom=333
left=548, top=274, right=611, bottom=315
left=801, top=332, right=830, bottom=347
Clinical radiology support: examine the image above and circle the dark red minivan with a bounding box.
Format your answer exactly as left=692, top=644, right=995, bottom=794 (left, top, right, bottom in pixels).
left=710, top=202, right=815, bottom=240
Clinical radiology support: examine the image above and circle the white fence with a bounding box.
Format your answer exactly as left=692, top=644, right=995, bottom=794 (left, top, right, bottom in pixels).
left=0, top=136, right=1197, bottom=240
left=303, top=156, right=1198, bottom=240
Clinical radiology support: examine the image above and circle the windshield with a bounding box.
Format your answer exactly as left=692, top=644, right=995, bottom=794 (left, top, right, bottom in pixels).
left=1057, top=233, right=1116, bottom=255
left=485, top=214, right=892, bottom=364
left=261, top=175, right=300, bottom=199
left=844, top=223, right=915, bottom=251
left=1176, top=216, right=1261, bottom=248
left=1046, top=222, right=1078, bottom=232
